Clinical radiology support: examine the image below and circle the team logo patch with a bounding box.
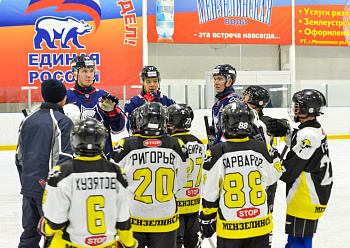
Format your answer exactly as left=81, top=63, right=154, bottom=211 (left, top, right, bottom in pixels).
left=204, top=150, right=212, bottom=163
left=301, top=139, right=311, bottom=148
left=178, top=139, right=187, bottom=154
left=48, top=165, right=61, bottom=178
left=85, top=235, right=107, bottom=246
left=299, top=139, right=312, bottom=153
left=237, top=207, right=260, bottom=219
left=113, top=139, right=125, bottom=154
left=144, top=139, right=162, bottom=147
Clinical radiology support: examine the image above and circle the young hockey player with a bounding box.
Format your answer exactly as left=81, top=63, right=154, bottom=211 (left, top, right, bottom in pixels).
left=167, top=103, right=206, bottom=248
left=66, top=55, right=125, bottom=158
left=242, top=85, right=290, bottom=144
left=281, top=89, right=333, bottom=248
left=199, top=101, right=282, bottom=248
left=124, top=66, right=175, bottom=132
left=242, top=85, right=291, bottom=247
left=112, top=102, right=189, bottom=248
left=39, top=117, right=137, bottom=248
left=209, top=64, right=241, bottom=146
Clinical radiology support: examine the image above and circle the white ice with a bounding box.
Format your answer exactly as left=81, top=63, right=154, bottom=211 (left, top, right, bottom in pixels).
left=1, top=139, right=349, bottom=247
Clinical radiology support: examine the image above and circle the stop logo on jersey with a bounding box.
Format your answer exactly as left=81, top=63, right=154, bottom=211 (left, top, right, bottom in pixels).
left=143, top=139, right=162, bottom=147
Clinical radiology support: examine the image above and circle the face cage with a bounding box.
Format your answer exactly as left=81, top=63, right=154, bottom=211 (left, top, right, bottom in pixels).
left=289, top=101, right=316, bottom=122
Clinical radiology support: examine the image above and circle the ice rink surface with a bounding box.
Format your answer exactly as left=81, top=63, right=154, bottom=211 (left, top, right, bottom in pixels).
left=1, top=139, right=349, bottom=248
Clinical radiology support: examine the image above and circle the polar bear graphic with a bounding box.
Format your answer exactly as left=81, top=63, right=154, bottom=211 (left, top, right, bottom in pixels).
left=34, top=16, right=93, bottom=50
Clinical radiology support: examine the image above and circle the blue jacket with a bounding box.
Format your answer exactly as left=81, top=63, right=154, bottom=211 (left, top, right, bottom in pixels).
left=66, top=83, right=125, bottom=157
left=212, top=87, right=241, bottom=145
left=124, top=90, right=175, bottom=132
left=15, top=102, right=74, bottom=199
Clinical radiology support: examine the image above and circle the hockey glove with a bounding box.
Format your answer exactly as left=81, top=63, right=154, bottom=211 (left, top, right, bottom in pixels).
left=251, top=124, right=266, bottom=142
left=269, top=146, right=280, bottom=159
left=38, top=217, right=55, bottom=237
left=117, top=238, right=138, bottom=248
left=199, top=212, right=216, bottom=238
left=266, top=118, right=291, bottom=137
left=144, top=91, right=160, bottom=102
left=99, top=95, right=121, bottom=117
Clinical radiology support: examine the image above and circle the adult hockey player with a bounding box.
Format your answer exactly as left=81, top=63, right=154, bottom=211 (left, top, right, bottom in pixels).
left=66, top=55, right=125, bottom=158
left=124, top=66, right=175, bottom=132
left=112, top=102, right=189, bottom=248
left=209, top=64, right=241, bottom=146
left=242, top=85, right=290, bottom=247
left=39, top=118, right=137, bottom=248
left=15, top=78, right=73, bottom=248
left=199, top=101, right=282, bottom=248
left=167, top=103, right=206, bottom=248
left=281, top=89, right=333, bottom=248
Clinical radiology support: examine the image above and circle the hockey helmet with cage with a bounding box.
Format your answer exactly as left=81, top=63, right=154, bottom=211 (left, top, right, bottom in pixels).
left=136, top=102, right=168, bottom=136
left=242, top=85, right=270, bottom=109
left=140, top=66, right=161, bottom=84
left=212, top=64, right=237, bottom=85
left=289, top=89, right=326, bottom=122
left=168, top=103, right=194, bottom=130
left=70, top=117, right=108, bottom=156
left=71, top=55, right=97, bottom=73
left=221, top=101, right=255, bottom=136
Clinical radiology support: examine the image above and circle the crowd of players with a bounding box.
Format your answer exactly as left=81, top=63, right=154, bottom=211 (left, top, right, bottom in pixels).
left=15, top=56, right=333, bottom=248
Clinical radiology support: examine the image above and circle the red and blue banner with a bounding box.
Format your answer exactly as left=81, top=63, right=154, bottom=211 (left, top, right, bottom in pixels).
left=0, top=0, right=143, bottom=103
left=295, top=0, right=350, bottom=46
left=147, top=0, right=292, bottom=44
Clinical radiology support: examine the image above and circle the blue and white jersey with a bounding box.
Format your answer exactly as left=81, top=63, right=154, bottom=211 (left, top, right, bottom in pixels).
left=212, top=87, right=241, bottom=145
left=124, top=90, right=175, bottom=132
left=66, top=83, right=125, bottom=157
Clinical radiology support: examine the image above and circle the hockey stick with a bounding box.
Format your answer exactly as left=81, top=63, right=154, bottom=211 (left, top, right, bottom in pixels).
left=203, top=116, right=213, bottom=148
left=195, top=233, right=216, bottom=248
left=208, top=237, right=216, bottom=248
left=22, top=109, right=28, bottom=117
left=195, top=233, right=204, bottom=248
left=280, top=145, right=289, bottom=160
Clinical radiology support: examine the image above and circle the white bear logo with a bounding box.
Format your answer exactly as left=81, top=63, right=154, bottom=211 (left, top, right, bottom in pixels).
left=34, top=16, right=93, bottom=50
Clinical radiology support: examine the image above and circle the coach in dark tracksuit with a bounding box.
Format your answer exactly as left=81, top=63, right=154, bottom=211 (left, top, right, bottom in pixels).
left=15, top=79, right=74, bottom=248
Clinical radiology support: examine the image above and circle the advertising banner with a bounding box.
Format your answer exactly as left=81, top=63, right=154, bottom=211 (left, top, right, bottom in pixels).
left=295, top=0, right=350, bottom=46
left=147, top=0, right=292, bottom=45
left=0, top=0, right=143, bottom=103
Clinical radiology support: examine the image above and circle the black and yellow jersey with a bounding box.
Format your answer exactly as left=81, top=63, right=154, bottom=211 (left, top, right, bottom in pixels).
left=42, top=155, right=134, bottom=247
left=171, top=132, right=206, bottom=214
left=281, top=119, right=333, bottom=220
left=112, top=135, right=189, bottom=233
left=201, top=137, right=282, bottom=239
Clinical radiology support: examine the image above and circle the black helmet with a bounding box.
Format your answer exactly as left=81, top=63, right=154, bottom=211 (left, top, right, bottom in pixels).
left=289, top=89, right=326, bottom=122
left=129, top=107, right=140, bottom=135
left=221, top=101, right=255, bottom=136
left=71, top=55, right=97, bottom=73
left=136, top=102, right=168, bottom=136
left=140, top=66, right=160, bottom=84
left=212, top=64, right=237, bottom=84
left=70, top=117, right=108, bottom=156
left=168, top=103, right=194, bottom=130
left=243, top=85, right=270, bottom=109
